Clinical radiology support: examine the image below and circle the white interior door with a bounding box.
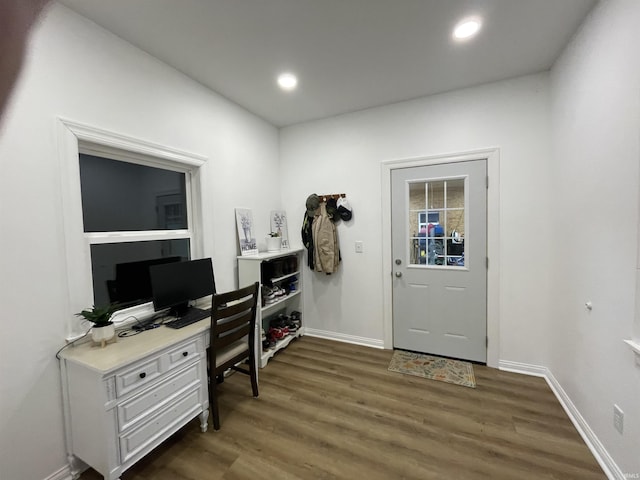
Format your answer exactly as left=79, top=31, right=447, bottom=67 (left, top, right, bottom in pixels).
left=391, top=159, right=487, bottom=362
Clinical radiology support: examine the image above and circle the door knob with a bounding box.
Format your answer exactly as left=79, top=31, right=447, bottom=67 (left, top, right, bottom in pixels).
left=395, top=271, right=402, bottom=278
left=395, top=259, right=402, bottom=265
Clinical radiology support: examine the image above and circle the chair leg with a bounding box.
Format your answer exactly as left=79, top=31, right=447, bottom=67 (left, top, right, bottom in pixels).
left=249, top=355, right=259, bottom=397
left=209, top=372, right=221, bottom=431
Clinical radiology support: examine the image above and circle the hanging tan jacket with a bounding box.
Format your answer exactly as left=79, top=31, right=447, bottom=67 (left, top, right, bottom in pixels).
left=312, top=203, right=339, bottom=273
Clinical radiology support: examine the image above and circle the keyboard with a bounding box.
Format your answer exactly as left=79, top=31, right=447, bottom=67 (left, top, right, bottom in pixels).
left=165, top=307, right=210, bottom=329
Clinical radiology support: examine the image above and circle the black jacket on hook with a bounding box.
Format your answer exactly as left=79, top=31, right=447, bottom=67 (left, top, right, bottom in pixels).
left=301, top=212, right=314, bottom=270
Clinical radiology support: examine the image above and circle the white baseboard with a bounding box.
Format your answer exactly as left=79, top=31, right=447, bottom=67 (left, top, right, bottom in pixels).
left=498, top=359, right=548, bottom=377
left=304, top=328, right=385, bottom=349
left=499, top=360, right=624, bottom=480
left=44, top=465, right=72, bottom=480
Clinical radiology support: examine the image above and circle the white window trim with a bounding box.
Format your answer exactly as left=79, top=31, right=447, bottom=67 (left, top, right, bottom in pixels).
left=57, top=118, right=207, bottom=339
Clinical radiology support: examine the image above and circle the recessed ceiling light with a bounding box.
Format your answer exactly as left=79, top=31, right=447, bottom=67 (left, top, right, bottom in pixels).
left=277, top=73, right=298, bottom=91
left=453, top=18, right=482, bottom=41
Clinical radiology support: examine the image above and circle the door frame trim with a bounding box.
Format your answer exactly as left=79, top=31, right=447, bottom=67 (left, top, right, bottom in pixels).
left=381, top=147, right=500, bottom=367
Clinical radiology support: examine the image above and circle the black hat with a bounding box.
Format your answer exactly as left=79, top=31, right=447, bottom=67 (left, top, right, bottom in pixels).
left=337, top=197, right=352, bottom=221
left=306, top=194, right=320, bottom=216
left=326, top=197, right=339, bottom=221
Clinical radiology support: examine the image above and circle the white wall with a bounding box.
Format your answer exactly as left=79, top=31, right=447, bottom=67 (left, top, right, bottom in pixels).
left=0, top=5, right=281, bottom=480
left=280, top=73, right=554, bottom=363
left=549, top=0, right=640, bottom=475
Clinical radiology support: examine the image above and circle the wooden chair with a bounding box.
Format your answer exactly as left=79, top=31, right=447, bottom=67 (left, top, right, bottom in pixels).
left=208, top=282, right=259, bottom=430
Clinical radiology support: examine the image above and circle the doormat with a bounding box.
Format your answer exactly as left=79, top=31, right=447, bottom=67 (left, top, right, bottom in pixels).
left=388, top=350, right=476, bottom=388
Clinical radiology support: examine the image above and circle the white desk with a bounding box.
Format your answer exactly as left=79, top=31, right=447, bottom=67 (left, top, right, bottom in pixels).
left=59, top=318, right=211, bottom=480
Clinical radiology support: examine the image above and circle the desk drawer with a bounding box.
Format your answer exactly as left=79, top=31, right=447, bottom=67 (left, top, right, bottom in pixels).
left=119, top=388, right=201, bottom=464
left=117, top=363, right=201, bottom=432
left=166, top=338, right=200, bottom=372
left=115, top=356, right=163, bottom=397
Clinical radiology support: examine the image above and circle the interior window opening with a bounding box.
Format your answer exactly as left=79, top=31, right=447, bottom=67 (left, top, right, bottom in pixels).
left=78, top=150, right=198, bottom=322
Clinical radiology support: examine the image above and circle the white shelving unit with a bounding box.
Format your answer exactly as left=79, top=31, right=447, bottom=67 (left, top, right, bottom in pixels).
left=238, top=248, right=304, bottom=368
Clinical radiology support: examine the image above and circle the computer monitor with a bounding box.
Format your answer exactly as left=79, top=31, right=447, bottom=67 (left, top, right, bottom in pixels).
left=109, top=256, right=182, bottom=307
left=149, top=258, right=216, bottom=317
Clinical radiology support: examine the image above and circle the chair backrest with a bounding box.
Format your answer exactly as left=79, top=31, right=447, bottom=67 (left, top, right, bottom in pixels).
left=210, top=282, right=259, bottom=370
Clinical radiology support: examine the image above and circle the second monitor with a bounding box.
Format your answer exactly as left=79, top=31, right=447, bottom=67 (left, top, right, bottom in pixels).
left=149, top=258, right=216, bottom=322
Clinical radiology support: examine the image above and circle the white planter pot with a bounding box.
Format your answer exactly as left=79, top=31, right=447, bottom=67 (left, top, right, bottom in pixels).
left=266, top=236, right=281, bottom=252
left=92, top=322, right=115, bottom=347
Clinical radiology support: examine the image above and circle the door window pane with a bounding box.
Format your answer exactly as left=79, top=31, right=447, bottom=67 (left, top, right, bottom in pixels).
left=445, top=178, right=465, bottom=266
left=446, top=178, right=465, bottom=208
left=409, top=183, right=425, bottom=264
left=408, top=177, right=465, bottom=267
left=79, top=154, right=187, bottom=232
left=428, top=181, right=445, bottom=209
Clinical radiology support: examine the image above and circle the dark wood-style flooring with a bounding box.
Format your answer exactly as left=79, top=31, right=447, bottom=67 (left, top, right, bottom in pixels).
left=80, top=336, right=605, bottom=479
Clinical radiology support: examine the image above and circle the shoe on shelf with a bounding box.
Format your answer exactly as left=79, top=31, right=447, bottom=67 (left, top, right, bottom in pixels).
left=268, top=326, right=288, bottom=341
left=263, top=286, right=278, bottom=305
left=269, top=314, right=287, bottom=329
left=269, top=314, right=284, bottom=328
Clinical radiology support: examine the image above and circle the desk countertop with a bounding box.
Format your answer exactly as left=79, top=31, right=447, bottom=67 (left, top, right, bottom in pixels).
left=60, top=318, right=210, bottom=374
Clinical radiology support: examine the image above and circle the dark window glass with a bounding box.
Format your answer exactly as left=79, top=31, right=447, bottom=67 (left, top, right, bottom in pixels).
left=79, top=154, right=187, bottom=232
left=90, top=239, right=190, bottom=308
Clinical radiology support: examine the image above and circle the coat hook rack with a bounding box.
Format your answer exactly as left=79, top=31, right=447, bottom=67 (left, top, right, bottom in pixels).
left=319, top=193, right=346, bottom=202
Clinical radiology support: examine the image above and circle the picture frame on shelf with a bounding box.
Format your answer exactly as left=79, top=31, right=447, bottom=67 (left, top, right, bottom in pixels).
left=235, top=208, right=258, bottom=255
left=270, top=210, right=289, bottom=249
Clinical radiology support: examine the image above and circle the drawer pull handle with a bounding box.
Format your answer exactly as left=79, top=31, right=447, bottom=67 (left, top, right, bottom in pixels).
left=139, top=372, right=146, bottom=379
left=182, top=352, right=189, bottom=357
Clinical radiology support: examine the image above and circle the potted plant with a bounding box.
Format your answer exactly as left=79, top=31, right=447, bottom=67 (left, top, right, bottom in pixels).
left=76, top=304, right=118, bottom=347
left=266, top=231, right=281, bottom=252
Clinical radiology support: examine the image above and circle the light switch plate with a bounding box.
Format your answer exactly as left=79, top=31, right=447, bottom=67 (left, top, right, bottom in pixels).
left=614, top=404, right=624, bottom=434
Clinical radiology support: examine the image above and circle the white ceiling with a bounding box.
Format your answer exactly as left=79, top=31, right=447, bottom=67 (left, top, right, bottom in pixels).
left=57, top=0, right=597, bottom=127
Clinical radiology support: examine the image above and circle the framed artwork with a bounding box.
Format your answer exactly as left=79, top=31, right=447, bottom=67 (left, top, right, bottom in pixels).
left=235, top=208, right=258, bottom=255
left=270, top=210, right=289, bottom=249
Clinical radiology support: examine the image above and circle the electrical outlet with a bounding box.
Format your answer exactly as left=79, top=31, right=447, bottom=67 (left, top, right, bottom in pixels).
left=613, top=404, right=624, bottom=434
left=355, top=241, right=364, bottom=253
